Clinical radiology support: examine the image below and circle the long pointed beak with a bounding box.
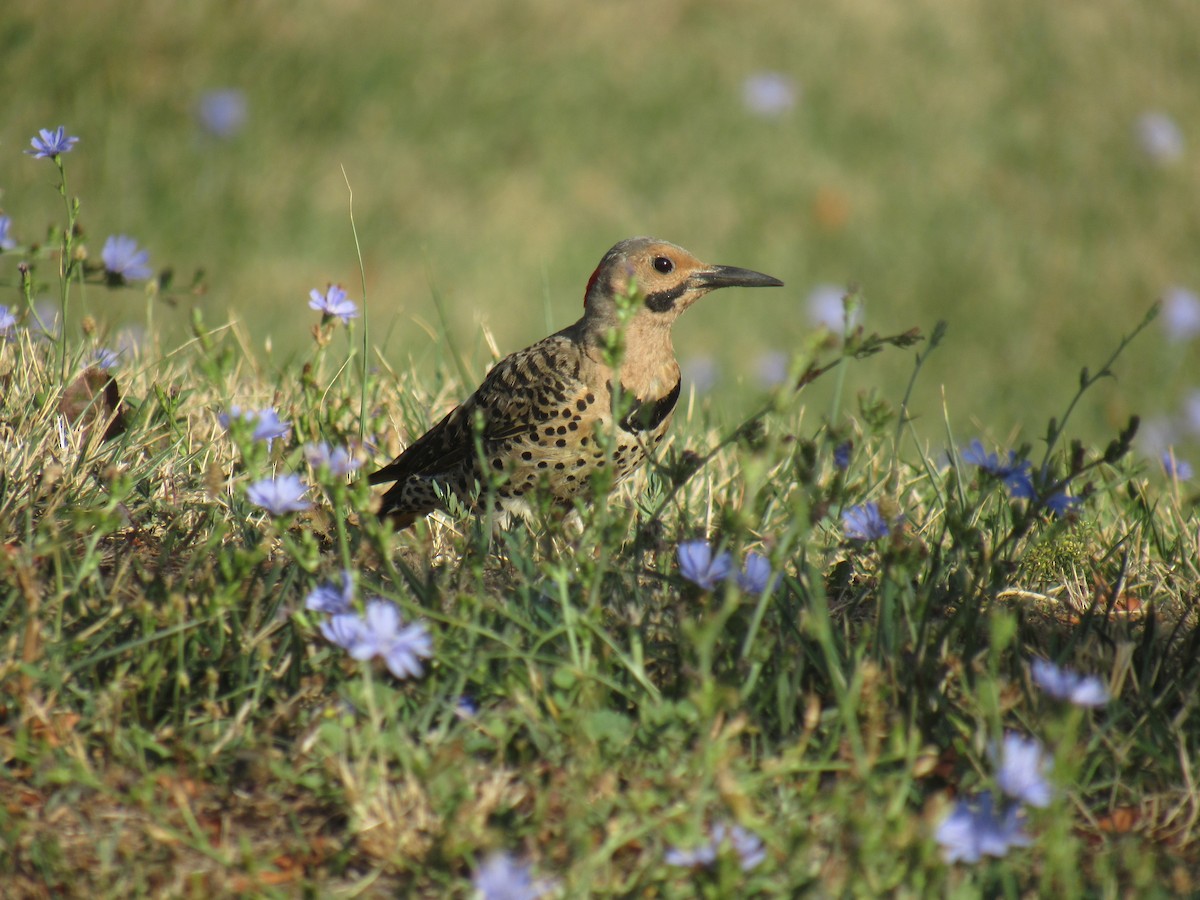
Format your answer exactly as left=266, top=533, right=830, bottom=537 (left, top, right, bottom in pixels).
left=692, top=264, right=784, bottom=290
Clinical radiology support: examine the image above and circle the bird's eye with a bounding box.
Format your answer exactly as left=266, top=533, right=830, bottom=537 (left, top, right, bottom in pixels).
left=652, top=256, right=674, bottom=274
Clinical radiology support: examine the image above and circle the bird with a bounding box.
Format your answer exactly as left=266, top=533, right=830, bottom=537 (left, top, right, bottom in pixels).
left=369, top=236, right=783, bottom=528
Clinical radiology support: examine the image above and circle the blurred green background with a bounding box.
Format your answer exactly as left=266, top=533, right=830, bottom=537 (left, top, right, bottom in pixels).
left=4, top=0, right=1198, bottom=452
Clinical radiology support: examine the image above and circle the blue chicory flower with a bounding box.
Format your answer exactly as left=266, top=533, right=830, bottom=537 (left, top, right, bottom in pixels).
left=26, top=126, right=79, bottom=158
left=0, top=215, right=16, bottom=251
left=1135, top=111, right=1184, bottom=164
left=1004, top=469, right=1038, bottom=500
left=455, top=695, right=480, bottom=719
left=717, top=823, right=767, bottom=871
left=1162, top=451, right=1194, bottom=481
left=992, top=733, right=1053, bottom=809
left=102, top=235, right=153, bottom=282
left=961, top=440, right=1032, bottom=490
left=472, top=852, right=555, bottom=900
left=308, top=285, right=359, bottom=324
left=681, top=356, right=719, bottom=393
left=1185, top=391, right=1200, bottom=437
left=807, top=283, right=861, bottom=332
left=197, top=88, right=248, bottom=138
left=250, top=408, right=290, bottom=443
left=1162, top=286, right=1200, bottom=343
left=1042, top=489, right=1081, bottom=516
left=678, top=540, right=733, bottom=590
left=305, top=441, right=362, bottom=477
left=665, top=822, right=766, bottom=872
left=1030, top=658, right=1109, bottom=707
left=305, top=569, right=355, bottom=615
left=833, top=440, right=852, bottom=470
left=963, top=440, right=1079, bottom=513
left=322, top=600, right=432, bottom=681
left=246, top=474, right=311, bottom=515
left=742, top=72, right=798, bottom=118
left=935, top=791, right=1031, bottom=864
left=664, top=841, right=718, bottom=868
left=91, top=347, right=120, bottom=370
left=960, top=439, right=1003, bottom=472
left=220, top=406, right=292, bottom=445
left=755, top=350, right=789, bottom=388
left=320, top=612, right=368, bottom=651
left=0, top=305, right=17, bottom=337
left=736, top=552, right=776, bottom=594
left=843, top=502, right=889, bottom=541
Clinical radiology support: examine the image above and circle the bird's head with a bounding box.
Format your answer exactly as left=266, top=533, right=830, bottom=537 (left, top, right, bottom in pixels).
left=582, top=237, right=783, bottom=329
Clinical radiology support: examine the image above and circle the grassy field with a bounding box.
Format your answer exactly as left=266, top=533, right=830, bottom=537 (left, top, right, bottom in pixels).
left=4, top=0, right=1199, bottom=445
left=3, top=2, right=1200, bottom=897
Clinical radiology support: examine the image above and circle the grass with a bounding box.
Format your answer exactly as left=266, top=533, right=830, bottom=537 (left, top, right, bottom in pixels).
left=3, top=0, right=1200, bottom=445
left=3, top=147, right=1199, bottom=897
left=3, top=4, right=1200, bottom=895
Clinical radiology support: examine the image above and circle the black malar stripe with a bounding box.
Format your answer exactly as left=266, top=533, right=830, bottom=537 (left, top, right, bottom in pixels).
left=642, top=281, right=689, bottom=313
left=619, top=378, right=681, bottom=434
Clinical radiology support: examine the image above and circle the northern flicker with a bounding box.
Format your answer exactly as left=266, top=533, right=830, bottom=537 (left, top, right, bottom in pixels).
left=369, top=237, right=783, bottom=527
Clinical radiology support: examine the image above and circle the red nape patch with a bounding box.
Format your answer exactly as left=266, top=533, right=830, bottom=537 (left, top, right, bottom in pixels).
left=583, top=265, right=603, bottom=308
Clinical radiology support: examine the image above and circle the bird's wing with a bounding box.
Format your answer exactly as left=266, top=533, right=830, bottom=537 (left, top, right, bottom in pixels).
left=368, top=334, right=589, bottom=486
left=366, top=403, right=473, bottom=486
